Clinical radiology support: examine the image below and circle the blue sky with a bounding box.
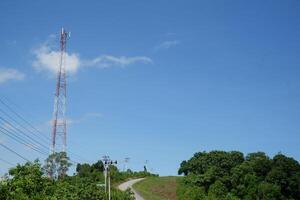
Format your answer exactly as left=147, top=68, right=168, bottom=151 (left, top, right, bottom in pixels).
left=0, top=0, right=300, bottom=175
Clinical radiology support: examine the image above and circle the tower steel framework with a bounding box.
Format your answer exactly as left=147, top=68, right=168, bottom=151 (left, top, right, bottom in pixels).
left=51, top=27, right=69, bottom=153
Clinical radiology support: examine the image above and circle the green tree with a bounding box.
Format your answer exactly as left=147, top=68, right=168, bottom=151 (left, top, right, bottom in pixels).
left=5, top=160, right=53, bottom=200
left=178, top=160, right=189, bottom=176
left=91, top=160, right=104, bottom=172
left=177, top=151, right=300, bottom=200
left=0, top=159, right=137, bottom=200
left=44, top=152, right=72, bottom=179
left=258, top=182, right=282, bottom=200
left=266, top=154, right=300, bottom=199
left=246, top=152, right=272, bottom=178
left=76, top=163, right=92, bottom=177
left=208, top=180, right=228, bottom=199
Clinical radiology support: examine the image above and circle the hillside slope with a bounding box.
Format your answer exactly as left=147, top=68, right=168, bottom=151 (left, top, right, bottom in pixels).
left=133, top=176, right=180, bottom=200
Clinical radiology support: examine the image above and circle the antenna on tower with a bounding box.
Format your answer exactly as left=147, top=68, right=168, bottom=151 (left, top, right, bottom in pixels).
left=51, top=27, right=70, bottom=154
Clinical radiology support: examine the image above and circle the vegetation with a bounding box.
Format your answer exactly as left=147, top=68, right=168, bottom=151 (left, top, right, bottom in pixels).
left=76, top=163, right=156, bottom=186
left=133, top=176, right=180, bottom=200
left=0, top=152, right=153, bottom=200
left=178, top=151, right=300, bottom=200
left=44, top=152, right=72, bottom=179
left=3, top=150, right=298, bottom=200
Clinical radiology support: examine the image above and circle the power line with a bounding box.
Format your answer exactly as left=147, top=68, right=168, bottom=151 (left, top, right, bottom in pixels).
left=0, top=127, right=48, bottom=156
left=0, top=97, right=51, bottom=142
left=0, top=127, right=78, bottom=166
left=0, top=115, right=82, bottom=164
left=0, top=96, right=89, bottom=163
left=0, top=143, right=30, bottom=162
left=0, top=158, right=14, bottom=166
left=0, top=101, right=86, bottom=167
left=0, top=107, right=50, bottom=145
left=0, top=125, right=82, bottom=167
left=0, top=98, right=50, bottom=141
left=0, top=116, right=49, bottom=151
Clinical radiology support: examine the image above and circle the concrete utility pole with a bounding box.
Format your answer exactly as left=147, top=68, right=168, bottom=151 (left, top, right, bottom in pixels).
left=102, top=155, right=117, bottom=200
left=144, top=160, right=149, bottom=172
left=124, top=157, right=130, bottom=172
left=108, top=167, right=111, bottom=200
left=102, top=156, right=109, bottom=193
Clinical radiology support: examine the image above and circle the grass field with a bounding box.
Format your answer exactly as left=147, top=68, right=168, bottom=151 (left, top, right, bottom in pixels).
left=133, top=176, right=180, bottom=200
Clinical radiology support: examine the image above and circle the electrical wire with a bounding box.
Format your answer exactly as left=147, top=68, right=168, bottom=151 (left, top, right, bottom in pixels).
left=0, top=98, right=51, bottom=141
left=0, top=143, right=30, bottom=162
left=0, top=116, right=49, bottom=151
left=0, top=158, right=14, bottom=166
left=0, top=96, right=89, bottom=164
left=0, top=127, right=48, bottom=156
left=0, top=107, right=50, bottom=145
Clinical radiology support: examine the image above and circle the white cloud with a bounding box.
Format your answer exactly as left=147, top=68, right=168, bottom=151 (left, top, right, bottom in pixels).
left=0, top=68, right=25, bottom=84
left=83, top=55, right=152, bottom=68
left=32, top=41, right=152, bottom=76
left=156, top=40, right=180, bottom=50
left=33, top=45, right=80, bottom=75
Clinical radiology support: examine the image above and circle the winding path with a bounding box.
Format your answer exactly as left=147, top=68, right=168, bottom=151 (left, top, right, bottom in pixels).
left=118, top=178, right=145, bottom=200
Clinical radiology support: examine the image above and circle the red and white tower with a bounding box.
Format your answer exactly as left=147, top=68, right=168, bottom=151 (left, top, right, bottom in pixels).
left=51, top=27, right=69, bottom=153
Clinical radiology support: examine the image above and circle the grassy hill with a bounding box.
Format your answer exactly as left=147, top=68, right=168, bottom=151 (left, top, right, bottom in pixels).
left=133, top=176, right=180, bottom=200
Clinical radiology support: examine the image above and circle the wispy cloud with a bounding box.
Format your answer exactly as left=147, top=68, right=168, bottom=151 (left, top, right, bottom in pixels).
left=32, top=38, right=152, bottom=76
left=155, top=40, right=180, bottom=50
left=6, top=40, right=17, bottom=46
left=84, top=112, right=103, bottom=118
left=0, top=68, right=25, bottom=84
left=68, top=112, right=103, bottom=125
left=47, top=112, right=103, bottom=127
left=83, top=55, right=152, bottom=68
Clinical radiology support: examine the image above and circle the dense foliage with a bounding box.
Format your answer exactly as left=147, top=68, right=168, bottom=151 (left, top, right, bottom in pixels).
left=0, top=153, right=153, bottom=200
left=76, top=162, right=156, bottom=185
left=178, top=151, right=300, bottom=200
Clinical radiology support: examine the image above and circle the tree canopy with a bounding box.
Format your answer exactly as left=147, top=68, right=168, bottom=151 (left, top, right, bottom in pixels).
left=0, top=152, right=155, bottom=200
left=178, top=151, right=300, bottom=200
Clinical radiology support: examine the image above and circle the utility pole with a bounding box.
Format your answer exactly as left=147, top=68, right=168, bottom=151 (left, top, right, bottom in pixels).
left=108, top=167, right=111, bottom=200
left=124, top=157, right=130, bottom=172
left=102, top=155, right=109, bottom=193
left=144, top=160, right=149, bottom=172
left=102, top=155, right=117, bottom=200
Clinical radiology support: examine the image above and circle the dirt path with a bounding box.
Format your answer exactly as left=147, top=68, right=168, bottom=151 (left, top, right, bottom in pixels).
left=118, top=178, right=145, bottom=200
